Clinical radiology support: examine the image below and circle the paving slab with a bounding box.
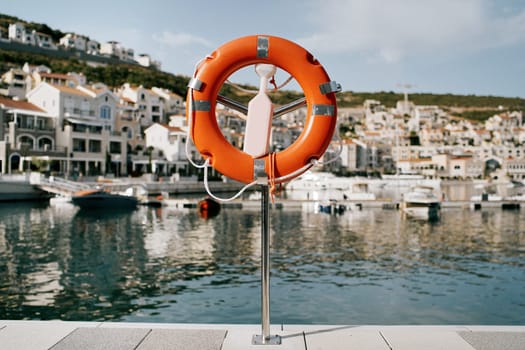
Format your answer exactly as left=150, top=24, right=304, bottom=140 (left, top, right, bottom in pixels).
left=465, top=326, right=525, bottom=332
left=380, top=328, right=475, bottom=350
left=0, top=321, right=524, bottom=350
left=50, top=327, right=150, bottom=350
left=304, top=326, right=390, bottom=350
left=221, top=324, right=306, bottom=350
left=0, top=322, right=94, bottom=350
left=136, top=328, right=227, bottom=350
left=458, top=331, right=525, bottom=350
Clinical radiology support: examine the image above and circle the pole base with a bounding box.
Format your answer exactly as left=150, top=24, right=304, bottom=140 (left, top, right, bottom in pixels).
left=252, top=334, right=282, bottom=345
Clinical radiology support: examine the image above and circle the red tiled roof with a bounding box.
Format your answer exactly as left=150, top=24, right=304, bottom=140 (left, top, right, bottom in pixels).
left=158, top=123, right=184, bottom=133
left=39, top=72, right=71, bottom=80
left=0, top=97, right=45, bottom=112
left=121, top=96, right=135, bottom=104
left=51, top=84, right=90, bottom=97
left=398, top=158, right=432, bottom=163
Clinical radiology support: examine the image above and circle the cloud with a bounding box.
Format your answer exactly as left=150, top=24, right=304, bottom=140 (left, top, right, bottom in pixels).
left=298, top=0, right=525, bottom=63
left=152, top=31, right=213, bottom=48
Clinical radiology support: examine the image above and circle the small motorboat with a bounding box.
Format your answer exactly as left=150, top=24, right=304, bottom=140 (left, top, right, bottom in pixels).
left=401, top=185, right=441, bottom=221
left=470, top=192, right=503, bottom=202
left=71, top=188, right=138, bottom=209
left=318, top=199, right=346, bottom=215
left=198, top=197, right=221, bottom=218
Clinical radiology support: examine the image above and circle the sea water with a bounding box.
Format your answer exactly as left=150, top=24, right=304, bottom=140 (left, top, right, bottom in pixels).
left=0, top=200, right=523, bottom=325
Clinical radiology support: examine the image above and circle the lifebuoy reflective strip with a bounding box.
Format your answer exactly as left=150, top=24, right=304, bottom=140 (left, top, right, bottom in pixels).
left=187, top=35, right=338, bottom=184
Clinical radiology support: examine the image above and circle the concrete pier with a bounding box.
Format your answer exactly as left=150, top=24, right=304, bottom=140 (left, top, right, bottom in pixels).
left=0, top=321, right=523, bottom=349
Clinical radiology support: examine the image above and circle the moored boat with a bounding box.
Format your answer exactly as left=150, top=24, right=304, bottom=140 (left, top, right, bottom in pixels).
left=343, top=182, right=376, bottom=201
left=401, top=185, right=441, bottom=221
left=470, top=192, right=503, bottom=202
left=318, top=199, right=346, bottom=215
left=71, top=188, right=138, bottom=209
left=286, top=171, right=383, bottom=201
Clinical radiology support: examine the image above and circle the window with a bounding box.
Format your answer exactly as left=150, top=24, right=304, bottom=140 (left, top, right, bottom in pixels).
left=19, top=135, right=34, bottom=149
left=109, top=141, right=121, bottom=154
left=100, top=105, right=111, bottom=119
left=89, top=140, right=101, bottom=153
left=73, top=138, right=86, bottom=152
left=38, top=137, right=53, bottom=150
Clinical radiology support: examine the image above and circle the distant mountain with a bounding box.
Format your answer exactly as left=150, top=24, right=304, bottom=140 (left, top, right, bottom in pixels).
left=338, top=91, right=525, bottom=112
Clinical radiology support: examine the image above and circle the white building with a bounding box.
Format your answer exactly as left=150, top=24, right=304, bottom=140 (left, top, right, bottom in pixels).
left=0, top=68, right=32, bottom=100
left=100, top=41, right=134, bottom=62
left=140, top=123, right=191, bottom=175
left=117, top=83, right=164, bottom=126
left=33, top=31, right=57, bottom=50
left=504, top=158, right=525, bottom=180
left=0, top=96, right=64, bottom=174
left=26, top=83, right=127, bottom=176
left=151, top=87, right=184, bottom=117
left=339, top=139, right=358, bottom=171
left=32, top=71, right=86, bottom=88
left=7, top=23, right=56, bottom=49
left=8, top=23, right=26, bottom=42
left=137, top=54, right=161, bottom=70
left=59, top=33, right=88, bottom=51
left=86, top=40, right=100, bottom=55
left=116, top=96, right=142, bottom=151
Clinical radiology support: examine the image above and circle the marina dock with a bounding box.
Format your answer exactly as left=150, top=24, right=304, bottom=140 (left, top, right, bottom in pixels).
left=162, top=198, right=521, bottom=211
left=0, top=321, right=523, bottom=349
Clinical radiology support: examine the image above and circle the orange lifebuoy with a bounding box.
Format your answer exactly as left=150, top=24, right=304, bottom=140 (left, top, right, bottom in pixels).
left=187, top=35, right=338, bottom=184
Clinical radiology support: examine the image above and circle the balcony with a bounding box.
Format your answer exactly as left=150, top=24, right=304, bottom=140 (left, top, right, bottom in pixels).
left=13, top=144, right=68, bottom=157
left=16, top=124, right=55, bottom=133
left=64, top=109, right=96, bottom=118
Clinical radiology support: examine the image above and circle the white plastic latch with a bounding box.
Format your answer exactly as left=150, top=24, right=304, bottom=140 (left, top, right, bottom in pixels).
left=243, top=64, right=276, bottom=158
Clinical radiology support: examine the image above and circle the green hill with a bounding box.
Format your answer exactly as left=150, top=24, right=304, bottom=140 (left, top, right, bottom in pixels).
left=0, top=13, right=65, bottom=42
left=1, top=12, right=524, bottom=121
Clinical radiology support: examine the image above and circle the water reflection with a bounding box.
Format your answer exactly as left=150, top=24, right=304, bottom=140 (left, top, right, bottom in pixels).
left=0, top=202, right=523, bottom=324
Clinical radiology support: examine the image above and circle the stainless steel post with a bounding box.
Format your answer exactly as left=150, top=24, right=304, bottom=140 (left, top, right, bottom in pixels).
left=252, top=184, right=281, bottom=345
left=261, top=184, right=270, bottom=339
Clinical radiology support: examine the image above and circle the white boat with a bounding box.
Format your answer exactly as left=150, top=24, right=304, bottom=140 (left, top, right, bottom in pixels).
left=285, top=172, right=382, bottom=201
left=401, top=185, right=441, bottom=221
left=470, top=183, right=503, bottom=202
left=503, top=192, right=525, bottom=201
left=286, top=172, right=350, bottom=192
left=343, top=182, right=376, bottom=201
left=49, top=195, right=73, bottom=205
left=381, top=174, right=441, bottom=190
left=470, top=193, right=503, bottom=202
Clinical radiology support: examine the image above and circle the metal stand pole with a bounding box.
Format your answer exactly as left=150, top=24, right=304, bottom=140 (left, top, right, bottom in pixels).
left=252, top=185, right=281, bottom=345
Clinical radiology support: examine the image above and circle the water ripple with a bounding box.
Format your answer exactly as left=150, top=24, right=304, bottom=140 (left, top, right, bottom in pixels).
left=0, top=203, right=523, bottom=324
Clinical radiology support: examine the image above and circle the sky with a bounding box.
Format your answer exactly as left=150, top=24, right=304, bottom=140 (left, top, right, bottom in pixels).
left=2, top=0, right=525, bottom=98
